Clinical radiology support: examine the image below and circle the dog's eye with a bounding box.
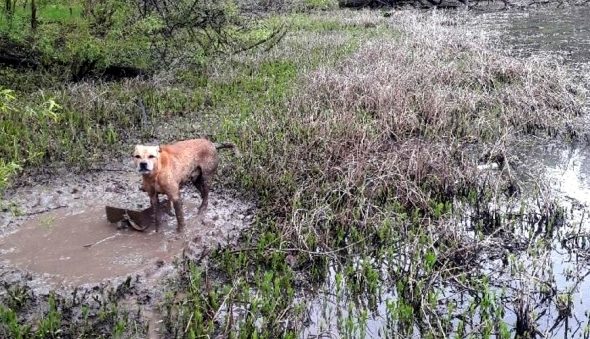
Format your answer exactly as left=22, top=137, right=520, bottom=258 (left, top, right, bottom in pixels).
left=134, top=155, right=141, bottom=159
left=148, top=155, right=156, bottom=159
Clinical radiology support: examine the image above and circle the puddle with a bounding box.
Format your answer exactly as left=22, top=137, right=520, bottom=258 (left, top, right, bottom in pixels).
left=0, top=163, right=254, bottom=289
left=0, top=205, right=189, bottom=286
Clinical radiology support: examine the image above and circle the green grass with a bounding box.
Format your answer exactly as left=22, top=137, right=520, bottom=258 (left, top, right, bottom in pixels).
left=0, top=7, right=391, bottom=173
left=1, top=3, right=83, bottom=23
left=43, top=4, right=83, bottom=21
left=0, top=8, right=390, bottom=337
left=0, top=290, right=145, bottom=338
left=0, top=3, right=83, bottom=41
left=1, top=0, right=156, bottom=83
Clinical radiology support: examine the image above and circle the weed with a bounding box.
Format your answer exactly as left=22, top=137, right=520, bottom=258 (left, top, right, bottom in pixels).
left=0, top=305, right=31, bottom=339
left=0, top=159, right=20, bottom=193
left=35, top=294, right=61, bottom=338
left=304, top=0, right=339, bottom=10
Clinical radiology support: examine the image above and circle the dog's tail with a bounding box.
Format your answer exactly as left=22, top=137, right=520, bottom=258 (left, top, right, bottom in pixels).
left=214, top=142, right=241, bottom=157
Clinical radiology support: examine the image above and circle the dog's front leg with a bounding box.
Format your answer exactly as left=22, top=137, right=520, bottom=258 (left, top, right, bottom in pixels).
left=150, top=193, right=160, bottom=232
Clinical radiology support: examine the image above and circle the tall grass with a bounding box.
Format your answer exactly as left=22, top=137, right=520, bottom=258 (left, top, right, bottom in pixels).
left=230, top=10, right=583, bottom=249
left=164, top=10, right=586, bottom=338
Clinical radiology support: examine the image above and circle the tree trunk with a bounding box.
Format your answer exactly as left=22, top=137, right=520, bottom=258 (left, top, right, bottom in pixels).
left=82, top=0, right=92, bottom=17
left=30, top=0, right=36, bottom=30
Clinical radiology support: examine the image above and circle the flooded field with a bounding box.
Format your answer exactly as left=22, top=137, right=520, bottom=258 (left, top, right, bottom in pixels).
left=478, top=6, right=590, bottom=66
left=481, top=7, right=590, bottom=332
left=301, top=6, right=590, bottom=338
left=301, top=150, right=590, bottom=338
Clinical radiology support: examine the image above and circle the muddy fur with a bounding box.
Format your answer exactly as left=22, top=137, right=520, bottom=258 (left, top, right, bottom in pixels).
left=133, top=139, right=237, bottom=232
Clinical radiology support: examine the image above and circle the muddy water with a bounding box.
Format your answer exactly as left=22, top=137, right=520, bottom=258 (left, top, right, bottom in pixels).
left=0, top=206, right=187, bottom=286
left=0, top=166, right=254, bottom=289
left=479, top=6, right=590, bottom=65
left=478, top=5, right=590, bottom=86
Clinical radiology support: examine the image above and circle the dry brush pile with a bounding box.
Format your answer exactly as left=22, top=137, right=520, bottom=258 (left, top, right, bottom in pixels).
left=241, top=11, right=584, bottom=250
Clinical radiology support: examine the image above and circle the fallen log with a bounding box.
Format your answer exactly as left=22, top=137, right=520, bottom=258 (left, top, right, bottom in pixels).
left=105, top=200, right=172, bottom=232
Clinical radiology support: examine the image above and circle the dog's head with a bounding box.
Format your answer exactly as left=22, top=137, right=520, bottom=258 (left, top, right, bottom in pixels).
left=133, top=145, right=160, bottom=175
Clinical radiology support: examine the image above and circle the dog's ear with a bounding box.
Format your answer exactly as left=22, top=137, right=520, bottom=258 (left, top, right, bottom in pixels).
left=156, top=145, right=161, bottom=153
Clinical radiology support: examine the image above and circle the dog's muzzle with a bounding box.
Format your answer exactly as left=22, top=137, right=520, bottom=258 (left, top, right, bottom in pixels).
left=138, top=162, right=151, bottom=174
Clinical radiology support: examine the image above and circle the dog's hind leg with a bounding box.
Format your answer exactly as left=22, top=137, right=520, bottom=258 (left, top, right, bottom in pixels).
left=192, top=172, right=210, bottom=216
left=165, top=199, right=175, bottom=216
left=167, top=186, right=185, bottom=232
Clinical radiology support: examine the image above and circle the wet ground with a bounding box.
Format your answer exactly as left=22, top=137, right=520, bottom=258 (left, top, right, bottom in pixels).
left=0, top=162, right=254, bottom=336
left=1, top=167, right=253, bottom=286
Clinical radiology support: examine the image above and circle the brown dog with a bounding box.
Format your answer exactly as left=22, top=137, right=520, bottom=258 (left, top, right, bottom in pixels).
left=132, top=139, right=236, bottom=232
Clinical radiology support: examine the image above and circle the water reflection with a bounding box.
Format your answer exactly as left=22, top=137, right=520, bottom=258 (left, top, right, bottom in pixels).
left=478, top=6, right=590, bottom=67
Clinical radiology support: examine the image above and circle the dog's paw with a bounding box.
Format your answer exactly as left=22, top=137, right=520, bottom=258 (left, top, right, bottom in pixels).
left=117, top=221, right=129, bottom=230
left=170, top=233, right=183, bottom=242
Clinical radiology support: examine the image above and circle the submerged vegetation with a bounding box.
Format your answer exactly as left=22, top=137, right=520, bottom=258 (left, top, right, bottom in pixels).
left=1, top=1, right=589, bottom=338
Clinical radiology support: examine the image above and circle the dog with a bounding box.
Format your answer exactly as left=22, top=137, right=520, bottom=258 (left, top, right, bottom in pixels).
left=132, top=139, right=237, bottom=232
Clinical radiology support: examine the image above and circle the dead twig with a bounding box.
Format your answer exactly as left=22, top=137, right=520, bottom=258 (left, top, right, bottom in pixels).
left=83, top=234, right=119, bottom=248
left=23, top=205, right=67, bottom=216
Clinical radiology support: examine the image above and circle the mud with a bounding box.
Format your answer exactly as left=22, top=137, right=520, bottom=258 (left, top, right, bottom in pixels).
left=1, top=205, right=188, bottom=286
left=0, top=162, right=254, bottom=336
